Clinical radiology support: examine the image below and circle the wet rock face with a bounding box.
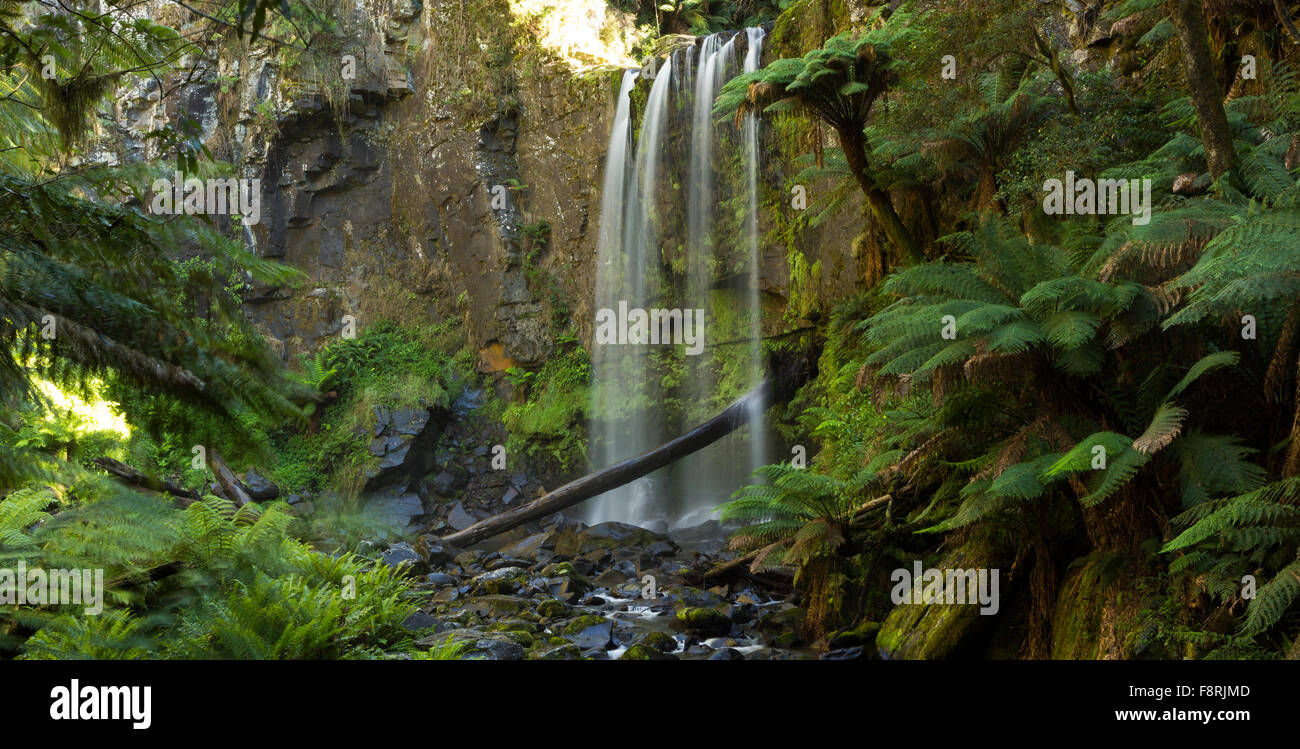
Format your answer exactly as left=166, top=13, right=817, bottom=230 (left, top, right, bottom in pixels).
left=98, top=2, right=612, bottom=365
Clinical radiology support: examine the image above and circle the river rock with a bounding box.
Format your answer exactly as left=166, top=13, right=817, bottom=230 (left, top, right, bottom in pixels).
left=554, top=521, right=671, bottom=556
left=672, top=607, right=732, bottom=637
left=446, top=502, right=478, bottom=531
left=241, top=468, right=279, bottom=500
left=501, top=531, right=553, bottom=559
left=821, top=646, right=867, bottom=661
left=466, top=637, right=525, bottom=661
left=381, top=542, right=425, bottom=573
left=620, top=644, right=678, bottom=660
left=635, top=631, right=678, bottom=654
left=401, top=610, right=439, bottom=632
left=536, top=643, right=582, bottom=660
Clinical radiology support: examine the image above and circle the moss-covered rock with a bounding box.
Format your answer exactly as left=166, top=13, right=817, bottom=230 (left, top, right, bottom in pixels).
left=535, top=598, right=570, bottom=619
left=876, top=532, right=1012, bottom=660
left=1050, top=552, right=1149, bottom=660
left=535, top=643, right=582, bottom=660
left=620, top=644, right=678, bottom=660
left=672, top=606, right=731, bottom=637
left=826, top=620, right=881, bottom=650
left=558, top=614, right=608, bottom=635
left=755, top=606, right=805, bottom=636
left=636, top=630, right=679, bottom=654
left=488, top=618, right=538, bottom=634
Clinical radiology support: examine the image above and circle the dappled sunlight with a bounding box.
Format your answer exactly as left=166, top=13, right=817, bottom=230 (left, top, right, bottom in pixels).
left=509, top=0, right=649, bottom=68
left=32, top=377, right=131, bottom=441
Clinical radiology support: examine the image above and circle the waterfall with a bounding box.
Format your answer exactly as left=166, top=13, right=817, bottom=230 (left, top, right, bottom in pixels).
left=587, top=30, right=769, bottom=530
left=587, top=70, right=644, bottom=526
left=686, top=32, right=732, bottom=300
left=587, top=65, right=674, bottom=526
left=743, top=27, right=767, bottom=483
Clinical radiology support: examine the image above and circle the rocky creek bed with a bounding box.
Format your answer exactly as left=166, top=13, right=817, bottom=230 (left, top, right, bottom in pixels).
left=371, top=518, right=840, bottom=660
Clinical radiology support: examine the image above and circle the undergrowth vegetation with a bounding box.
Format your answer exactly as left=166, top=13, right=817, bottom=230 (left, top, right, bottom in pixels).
left=718, top=1, right=1300, bottom=656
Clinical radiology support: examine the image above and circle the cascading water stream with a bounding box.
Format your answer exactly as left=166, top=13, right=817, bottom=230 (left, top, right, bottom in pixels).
left=743, top=26, right=767, bottom=483
left=587, top=64, right=675, bottom=525
left=587, top=30, right=769, bottom=529
left=588, top=70, right=644, bottom=525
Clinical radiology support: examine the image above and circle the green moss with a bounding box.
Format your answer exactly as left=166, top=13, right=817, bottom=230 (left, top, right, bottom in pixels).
left=1050, top=552, right=1143, bottom=660
left=559, top=614, right=608, bottom=634
left=502, top=344, right=590, bottom=472
left=536, top=642, right=582, bottom=660
left=637, top=630, right=678, bottom=653
left=620, top=643, right=677, bottom=660
left=875, top=532, right=1011, bottom=660
left=267, top=319, right=466, bottom=496
left=535, top=598, right=570, bottom=619
left=768, top=0, right=851, bottom=59
left=826, top=620, right=881, bottom=649
left=672, top=606, right=731, bottom=636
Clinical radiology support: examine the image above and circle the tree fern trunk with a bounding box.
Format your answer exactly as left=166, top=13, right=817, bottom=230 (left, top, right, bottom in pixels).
left=839, top=126, right=923, bottom=266
left=1169, top=0, right=1238, bottom=181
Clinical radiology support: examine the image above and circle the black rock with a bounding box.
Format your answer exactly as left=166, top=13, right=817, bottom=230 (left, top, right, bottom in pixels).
left=381, top=542, right=424, bottom=572
left=432, top=470, right=468, bottom=497
left=447, top=502, right=477, bottom=531
left=425, top=572, right=457, bottom=586
left=707, top=647, right=745, bottom=661
left=401, top=611, right=438, bottom=632
left=643, top=519, right=670, bottom=535
left=242, top=468, right=279, bottom=500
left=670, top=519, right=721, bottom=543
left=645, top=541, right=677, bottom=558
left=820, top=646, right=867, bottom=661
left=466, top=638, right=524, bottom=661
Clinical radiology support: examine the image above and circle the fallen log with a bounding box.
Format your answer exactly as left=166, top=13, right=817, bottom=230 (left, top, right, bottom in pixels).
left=92, top=457, right=199, bottom=506
left=441, top=350, right=814, bottom=548
left=692, top=547, right=763, bottom=582
left=208, top=448, right=252, bottom=507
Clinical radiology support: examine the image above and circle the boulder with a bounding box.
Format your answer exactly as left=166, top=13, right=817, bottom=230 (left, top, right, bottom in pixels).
left=620, top=644, right=678, bottom=660
left=635, top=630, right=678, bottom=654
left=241, top=468, right=279, bottom=500
left=380, top=542, right=425, bottom=573
left=400, top=610, right=439, bottom=632
left=446, top=502, right=478, bottom=531
left=672, top=606, right=732, bottom=637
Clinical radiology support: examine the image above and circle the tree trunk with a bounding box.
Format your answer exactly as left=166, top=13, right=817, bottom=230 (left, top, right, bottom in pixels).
left=1169, top=0, right=1238, bottom=180
left=208, top=449, right=252, bottom=507
left=440, top=351, right=815, bottom=547
left=839, top=126, right=923, bottom=265
left=92, top=457, right=199, bottom=506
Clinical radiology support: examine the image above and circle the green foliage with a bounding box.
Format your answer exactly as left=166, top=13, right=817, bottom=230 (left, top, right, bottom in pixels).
left=503, top=345, right=591, bottom=472
left=269, top=319, right=463, bottom=494
left=722, top=462, right=868, bottom=566
left=10, top=493, right=420, bottom=659
left=715, top=9, right=915, bottom=131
